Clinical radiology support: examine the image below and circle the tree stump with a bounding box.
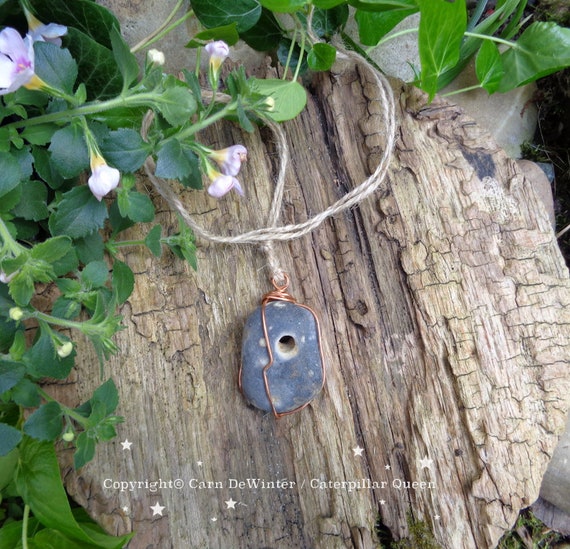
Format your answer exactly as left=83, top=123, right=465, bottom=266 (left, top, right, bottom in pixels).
left=49, top=64, right=570, bottom=548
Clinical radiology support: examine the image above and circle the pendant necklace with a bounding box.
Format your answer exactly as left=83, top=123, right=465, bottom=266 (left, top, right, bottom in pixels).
left=144, top=49, right=396, bottom=418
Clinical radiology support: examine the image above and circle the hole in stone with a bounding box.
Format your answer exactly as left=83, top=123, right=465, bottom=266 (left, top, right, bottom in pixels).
left=277, top=335, right=298, bottom=356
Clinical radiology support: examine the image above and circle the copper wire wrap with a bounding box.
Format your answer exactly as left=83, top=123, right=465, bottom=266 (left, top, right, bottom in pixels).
left=239, top=274, right=326, bottom=418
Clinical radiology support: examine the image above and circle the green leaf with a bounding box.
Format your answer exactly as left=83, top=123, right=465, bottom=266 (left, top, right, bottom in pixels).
left=156, top=84, right=198, bottom=127
left=21, top=123, right=59, bottom=146
left=307, top=43, right=337, bottom=71
left=25, top=330, right=75, bottom=380
left=92, top=378, right=119, bottom=414
left=0, top=423, right=22, bottom=456
left=31, top=236, right=73, bottom=263
left=498, top=22, right=570, bottom=92
left=313, top=0, right=346, bottom=7
left=155, top=140, right=200, bottom=180
left=28, top=0, right=121, bottom=49
left=81, top=260, right=109, bottom=289
left=11, top=180, right=49, bottom=221
left=0, top=447, right=19, bottom=490
left=112, top=260, right=134, bottom=304
left=34, top=41, right=78, bottom=95
left=15, top=437, right=134, bottom=546
left=48, top=124, right=89, bottom=178
left=74, top=432, right=96, bottom=470
left=259, top=0, right=307, bottom=12
left=144, top=225, right=162, bottom=257
left=0, top=151, right=21, bottom=197
left=418, top=0, right=466, bottom=100
left=23, top=401, right=63, bottom=441
left=348, top=0, right=417, bottom=11
left=117, top=189, right=155, bottom=222
left=49, top=186, right=108, bottom=239
left=99, top=129, right=150, bottom=174
left=239, top=8, right=282, bottom=51
left=32, top=146, right=64, bottom=189
left=192, top=0, right=262, bottom=33
left=64, top=28, right=122, bottom=100
left=110, top=26, right=139, bottom=90
left=475, top=40, right=504, bottom=94
left=355, top=7, right=418, bottom=45
left=305, top=5, right=349, bottom=38
left=74, top=231, right=105, bottom=264
left=186, top=23, right=241, bottom=48
left=11, top=378, right=41, bottom=407
left=0, top=360, right=25, bottom=394
left=248, top=78, right=307, bottom=121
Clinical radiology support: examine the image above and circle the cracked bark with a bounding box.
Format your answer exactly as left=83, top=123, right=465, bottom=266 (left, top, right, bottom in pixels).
left=49, top=66, right=570, bottom=548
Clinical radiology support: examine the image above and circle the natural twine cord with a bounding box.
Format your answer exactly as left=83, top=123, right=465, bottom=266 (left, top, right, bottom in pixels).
left=142, top=48, right=396, bottom=283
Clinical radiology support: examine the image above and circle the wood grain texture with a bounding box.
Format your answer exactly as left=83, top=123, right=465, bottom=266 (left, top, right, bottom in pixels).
left=48, top=65, right=570, bottom=548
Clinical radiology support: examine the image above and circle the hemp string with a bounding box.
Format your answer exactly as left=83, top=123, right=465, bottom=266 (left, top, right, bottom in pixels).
left=142, top=48, right=396, bottom=285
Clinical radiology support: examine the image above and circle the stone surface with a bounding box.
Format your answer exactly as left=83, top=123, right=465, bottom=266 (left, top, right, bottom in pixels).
left=241, top=300, right=324, bottom=415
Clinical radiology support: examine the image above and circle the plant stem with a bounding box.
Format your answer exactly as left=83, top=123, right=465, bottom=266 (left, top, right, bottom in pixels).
left=173, top=100, right=237, bottom=141
left=463, top=31, right=517, bottom=49
left=36, top=387, right=88, bottom=424
left=441, top=83, right=483, bottom=97
left=131, top=0, right=194, bottom=53
left=22, top=505, right=30, bottom=549
left=365, top=27, right=418, bottom=54
left=3, top=92, right=158, bottom=131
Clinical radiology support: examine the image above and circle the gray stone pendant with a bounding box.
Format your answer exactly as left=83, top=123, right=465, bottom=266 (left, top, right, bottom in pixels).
left=239, top=275, right=325, bottom=417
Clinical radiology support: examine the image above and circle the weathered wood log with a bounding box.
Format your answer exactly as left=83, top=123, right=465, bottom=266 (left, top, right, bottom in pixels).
left=49, top=64, right=570, bottom=549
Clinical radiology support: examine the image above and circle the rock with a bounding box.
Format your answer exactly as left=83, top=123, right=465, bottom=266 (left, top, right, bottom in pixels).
left=241, top=300, right=324, bottom=415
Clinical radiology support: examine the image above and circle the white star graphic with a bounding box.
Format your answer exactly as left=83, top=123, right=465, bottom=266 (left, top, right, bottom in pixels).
left=150, top=502, right=165, bottom=516
left=211, top=517, right=218, bottom=522
left=353, top=446, right=364, bottom=457
left=434, top=514, right=440, bottom=520
left=197, top=461, right=203, bottom=467
left=419, top=456, right=433, bottom=469
left=379, top=500, right=386, bottom=505
left=385, top=464, right=391, bottom=470
left=122, top=506, right=129, bottom=513
left=120, top=439, right=133, bottom=451
left=225, top=498, right=237, bottom=509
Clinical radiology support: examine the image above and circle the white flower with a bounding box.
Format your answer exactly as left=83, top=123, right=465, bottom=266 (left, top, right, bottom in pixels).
left=207, top=174, right=244, bottom=198
left=208, top=145, right=247, bottom=176
left=0, top=28, right=35, bottom=95
left=88, top=155, right=120, bottom=201
left=204, top=40, right=229, bottom=75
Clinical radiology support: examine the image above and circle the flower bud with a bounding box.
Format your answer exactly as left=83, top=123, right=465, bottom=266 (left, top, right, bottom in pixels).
left=148, top=49, right=165, bottom=66
left=9, top=307, right=24, bottom=321
left=205, top=41, right=229, bottom=73
left=0, top=270, right=16, bottom=283
left=88, top=154, right=120, bottom=201
left=62, top=431, right=75, bottom=442
left=57, top=341, right=74, bottom=358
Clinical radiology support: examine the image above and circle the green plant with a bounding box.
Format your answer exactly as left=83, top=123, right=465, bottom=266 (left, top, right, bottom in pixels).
left=497, top=508, right=568, bottom=548
left=2, top=0, right=570, bottom=546
left=0, top=0, right=305, bottom=545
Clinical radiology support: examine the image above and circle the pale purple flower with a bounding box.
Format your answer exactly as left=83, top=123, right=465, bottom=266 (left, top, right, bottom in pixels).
left=208, top=145, right=247, bottom=176
left=204, top=40, right=229, bottom=73
left=207, top=174, right=244, bottom=198
left=0, top=28, right=35, bottom=95
left=29, top=22, right=68, bottom=46
left=88, top=155, right=120, bottom=201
